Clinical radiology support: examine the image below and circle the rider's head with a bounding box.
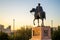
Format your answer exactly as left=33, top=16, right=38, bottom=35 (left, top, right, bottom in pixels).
left=38, top=3, right=40, bottom=6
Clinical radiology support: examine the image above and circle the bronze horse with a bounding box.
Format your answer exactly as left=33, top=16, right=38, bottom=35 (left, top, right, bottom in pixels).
left=30, top=8, right=46, bottom=26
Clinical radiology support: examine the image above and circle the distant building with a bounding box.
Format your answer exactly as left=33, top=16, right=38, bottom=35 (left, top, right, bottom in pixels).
left=0, top=24, right=4, bottom=32
left=0, top=24, right=11, bottom=35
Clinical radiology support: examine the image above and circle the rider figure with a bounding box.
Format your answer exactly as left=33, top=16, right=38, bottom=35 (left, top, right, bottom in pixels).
left=36, top=3, right=43, bottom=18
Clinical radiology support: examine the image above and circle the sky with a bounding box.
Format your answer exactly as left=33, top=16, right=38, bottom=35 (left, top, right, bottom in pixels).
left=0, top=0, right=60, bottom=29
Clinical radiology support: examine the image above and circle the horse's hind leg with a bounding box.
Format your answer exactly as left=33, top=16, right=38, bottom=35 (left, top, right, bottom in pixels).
left=33, top=19, right=35, bottom=25
left=38, top=19, right=39, bottom=26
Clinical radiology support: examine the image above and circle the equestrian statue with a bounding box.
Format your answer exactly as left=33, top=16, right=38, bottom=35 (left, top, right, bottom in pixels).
left=30, top=3, right=46, bottom=27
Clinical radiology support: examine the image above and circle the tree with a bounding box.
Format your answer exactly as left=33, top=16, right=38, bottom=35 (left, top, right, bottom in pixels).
left=14, top=26, right=32, bottom=40
left=51, top=27, right=60, bottom=40
left=0, top=32, right=9, bottom=40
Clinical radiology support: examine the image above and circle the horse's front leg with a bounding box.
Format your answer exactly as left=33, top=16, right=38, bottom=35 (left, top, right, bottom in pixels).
left=33, top=18, right=35, bottom=25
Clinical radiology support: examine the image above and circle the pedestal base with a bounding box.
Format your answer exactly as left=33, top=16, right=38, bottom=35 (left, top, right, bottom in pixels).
left=30, top=26, right=52, bottom=40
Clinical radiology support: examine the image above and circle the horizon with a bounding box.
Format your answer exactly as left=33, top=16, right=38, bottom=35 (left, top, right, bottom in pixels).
left=0, top=0, right=60, bottom=30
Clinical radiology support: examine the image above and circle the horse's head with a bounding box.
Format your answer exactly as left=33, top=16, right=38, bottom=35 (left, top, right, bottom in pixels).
left=30, top=8, right=36, bottom=13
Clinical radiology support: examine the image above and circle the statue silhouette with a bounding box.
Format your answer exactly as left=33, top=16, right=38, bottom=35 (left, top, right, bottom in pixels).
left=30, top=3, right=46, bottom=26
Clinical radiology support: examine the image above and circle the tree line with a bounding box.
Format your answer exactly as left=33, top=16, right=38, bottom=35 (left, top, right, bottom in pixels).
left=0, top=26, right=60, bottom=40
left=0, top=26, right=32, bottom=40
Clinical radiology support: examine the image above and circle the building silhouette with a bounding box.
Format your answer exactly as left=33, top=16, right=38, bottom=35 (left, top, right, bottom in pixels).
left=0, top=24, right=11, bottom=35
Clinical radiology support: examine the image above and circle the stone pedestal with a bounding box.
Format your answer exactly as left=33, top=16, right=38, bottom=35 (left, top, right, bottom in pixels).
left=30, top=26, right=52, bottom=40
